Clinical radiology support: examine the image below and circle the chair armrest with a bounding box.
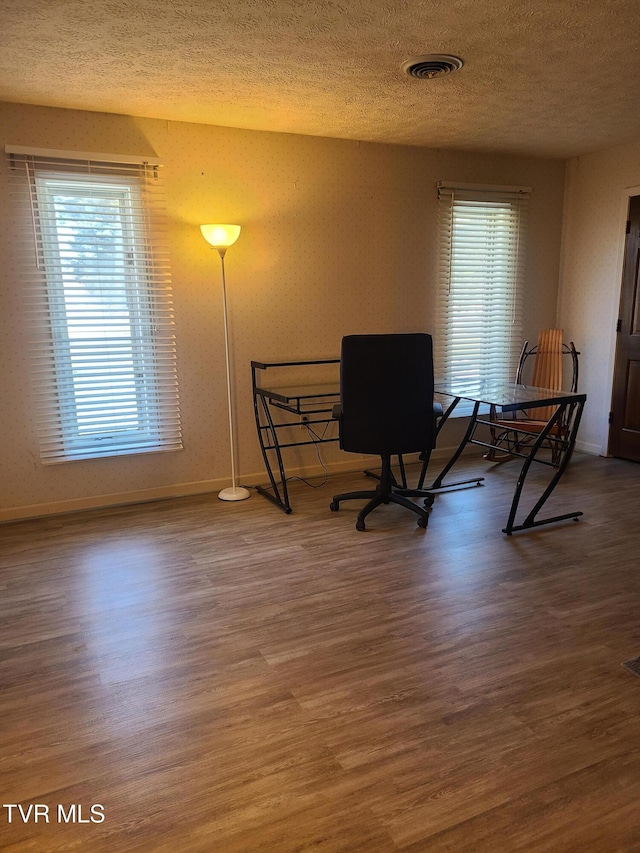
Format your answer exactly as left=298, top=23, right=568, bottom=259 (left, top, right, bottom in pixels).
left=418, top=402, right=444, bottom=461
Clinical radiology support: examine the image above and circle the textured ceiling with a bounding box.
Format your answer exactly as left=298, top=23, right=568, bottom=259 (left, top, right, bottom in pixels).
left=1, top=0, right=639, bottom=158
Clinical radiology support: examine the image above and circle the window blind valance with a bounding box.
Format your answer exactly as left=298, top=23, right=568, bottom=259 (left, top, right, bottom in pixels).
left=5, top=144, right=161, bottom=166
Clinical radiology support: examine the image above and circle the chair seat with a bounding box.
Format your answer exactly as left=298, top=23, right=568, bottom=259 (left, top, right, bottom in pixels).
left=491, top=417, right=565, bottom=436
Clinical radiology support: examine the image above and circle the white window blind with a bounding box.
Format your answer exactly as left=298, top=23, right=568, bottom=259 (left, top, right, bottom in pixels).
left=435, top=182, right=530, bottom=413
left=6, top=146, right=182, bottom=462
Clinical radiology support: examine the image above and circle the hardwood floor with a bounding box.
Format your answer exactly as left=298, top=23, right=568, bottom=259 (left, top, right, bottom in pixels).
left=1, top=452, right=640, bottom=851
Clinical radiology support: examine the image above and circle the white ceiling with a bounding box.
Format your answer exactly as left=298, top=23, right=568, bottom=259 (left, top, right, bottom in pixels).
left=1, top=0, right=639, bottom=159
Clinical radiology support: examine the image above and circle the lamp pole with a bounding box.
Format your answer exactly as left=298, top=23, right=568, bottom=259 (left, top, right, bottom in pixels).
left=201, top=224, right=250, bottom=501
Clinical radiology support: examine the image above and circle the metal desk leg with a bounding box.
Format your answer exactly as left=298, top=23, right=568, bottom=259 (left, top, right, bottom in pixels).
left=251, top=378, right=293, bottom=514
left=503, top=398, right=586, bottom=534
left=428, top=399, right=486, bottom=492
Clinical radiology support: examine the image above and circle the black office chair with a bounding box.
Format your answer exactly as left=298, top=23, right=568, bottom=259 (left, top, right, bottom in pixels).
left=330, top=333, right=436, bottom=531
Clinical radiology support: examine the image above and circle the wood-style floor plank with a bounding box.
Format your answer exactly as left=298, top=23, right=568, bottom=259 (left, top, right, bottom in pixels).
left=1, top=452, right=640, bottom=851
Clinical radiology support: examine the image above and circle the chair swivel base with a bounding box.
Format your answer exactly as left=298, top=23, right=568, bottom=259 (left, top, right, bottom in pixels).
left=330, top=456, right=431, bottom=531
left=330, top=490, right=429, bottom=531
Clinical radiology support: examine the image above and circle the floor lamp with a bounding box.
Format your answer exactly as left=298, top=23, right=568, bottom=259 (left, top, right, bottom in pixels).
left=201, top=223, right=251, bottom=501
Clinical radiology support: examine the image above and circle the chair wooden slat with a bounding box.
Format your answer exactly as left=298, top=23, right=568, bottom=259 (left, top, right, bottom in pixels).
left=530, top=328, right=563, bottom=422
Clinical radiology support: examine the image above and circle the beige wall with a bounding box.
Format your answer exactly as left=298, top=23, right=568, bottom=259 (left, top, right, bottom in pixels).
left=0, top=101, right=566, bottom=519
left=558, top=142, right=640, bottom=455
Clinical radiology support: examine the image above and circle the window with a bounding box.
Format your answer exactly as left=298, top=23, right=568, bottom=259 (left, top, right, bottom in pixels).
left=7, top=147, right=182, bottom=462
left=435, top=182, right=530, bottom=412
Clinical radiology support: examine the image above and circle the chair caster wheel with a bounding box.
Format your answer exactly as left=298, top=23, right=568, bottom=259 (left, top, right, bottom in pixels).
left=356, top=519, right=366, bottom=531
left=330, top=501, right=339, bottom=512
left=417, top=516, right=429, bottom=528
left=423, top=494, right=435, bottom=508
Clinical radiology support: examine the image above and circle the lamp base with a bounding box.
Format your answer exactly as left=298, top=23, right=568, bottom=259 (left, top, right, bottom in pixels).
left=218, top=486, right=251, bottom=502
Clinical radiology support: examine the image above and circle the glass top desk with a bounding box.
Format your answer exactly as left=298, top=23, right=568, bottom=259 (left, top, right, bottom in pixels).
left=429, top=380, right=587, bottom=534
left=250, top=363, right=588, bottom=534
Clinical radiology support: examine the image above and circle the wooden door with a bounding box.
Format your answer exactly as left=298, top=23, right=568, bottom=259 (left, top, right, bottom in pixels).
left=609, top=194, right=640, bottom=461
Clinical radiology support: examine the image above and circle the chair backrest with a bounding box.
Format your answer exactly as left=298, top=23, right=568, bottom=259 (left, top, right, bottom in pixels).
left=531, top=328, right=564, bottom=391
left=516, top=328, right=579, bottom=422
left=339, top=333, right=435, bottom=456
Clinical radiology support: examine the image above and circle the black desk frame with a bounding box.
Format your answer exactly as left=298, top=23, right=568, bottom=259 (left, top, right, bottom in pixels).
left=251, top=365, right=587, bottom=533
left=251, top=359, right=340, bottom=513
left=429, top=383, right=587, bottom=534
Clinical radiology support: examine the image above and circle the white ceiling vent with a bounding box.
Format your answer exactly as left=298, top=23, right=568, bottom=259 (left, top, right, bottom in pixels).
left=401, top=54, right=464, bottom=79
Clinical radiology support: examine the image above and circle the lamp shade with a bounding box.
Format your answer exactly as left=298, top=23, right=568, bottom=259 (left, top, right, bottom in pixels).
left=200, top=223, right=241, bottom=249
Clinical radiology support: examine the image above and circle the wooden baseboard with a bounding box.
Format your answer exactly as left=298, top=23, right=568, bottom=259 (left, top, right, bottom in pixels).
left=0, top=444, right=493, bottom=523
left=0, top=456, right=378, bottom=522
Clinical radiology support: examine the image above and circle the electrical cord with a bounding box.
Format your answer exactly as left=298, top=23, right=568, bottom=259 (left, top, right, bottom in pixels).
left=286, top=419, right=333, bottom=489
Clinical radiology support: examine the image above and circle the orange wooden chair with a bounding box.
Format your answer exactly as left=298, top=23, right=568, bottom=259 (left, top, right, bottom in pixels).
left=485, top=329, right=579, bottom=465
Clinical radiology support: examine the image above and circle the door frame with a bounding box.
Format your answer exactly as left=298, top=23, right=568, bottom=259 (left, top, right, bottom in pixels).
left=604, top=184, right=640, bottom=456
